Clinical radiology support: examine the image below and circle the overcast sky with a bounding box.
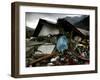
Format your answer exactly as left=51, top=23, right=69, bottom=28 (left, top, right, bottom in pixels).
left=25, top=12, right=83, bottom=29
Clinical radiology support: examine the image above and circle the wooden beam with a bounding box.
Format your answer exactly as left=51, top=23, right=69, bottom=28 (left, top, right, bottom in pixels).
left=30, top=52, right=58, bottom=65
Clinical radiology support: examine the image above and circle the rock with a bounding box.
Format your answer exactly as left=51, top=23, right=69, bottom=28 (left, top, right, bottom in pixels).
left=51, top=58, right=56, bottom=62
left=47, top=63, right=54, bottom=66
left=35, top=63, right=40, bottom=66
left=60, top=58, right=64, bottom=61
left=50, top=56, right=59, bottom=62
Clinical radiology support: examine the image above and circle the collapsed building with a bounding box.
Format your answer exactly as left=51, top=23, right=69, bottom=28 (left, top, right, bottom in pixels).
left=33, top=18, right=88, bottom=38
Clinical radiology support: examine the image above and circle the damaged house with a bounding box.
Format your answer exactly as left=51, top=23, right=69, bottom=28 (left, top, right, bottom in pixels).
left=33, top=18, right=86, bottom=38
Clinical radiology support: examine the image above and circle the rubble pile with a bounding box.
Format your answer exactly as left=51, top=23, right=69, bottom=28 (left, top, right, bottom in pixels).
left=26, top=34, right=89, bottom=67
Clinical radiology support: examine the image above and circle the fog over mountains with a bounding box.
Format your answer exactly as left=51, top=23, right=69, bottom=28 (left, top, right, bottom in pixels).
left=75, top=16, right=89, bottom=31
left=65, top=15, right=88, bottom=24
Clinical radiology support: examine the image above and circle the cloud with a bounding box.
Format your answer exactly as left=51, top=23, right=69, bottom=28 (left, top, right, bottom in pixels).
left=26, top=12, right=86, bottom=29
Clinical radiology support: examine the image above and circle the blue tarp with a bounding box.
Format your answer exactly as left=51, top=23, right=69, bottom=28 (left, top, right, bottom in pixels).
left=56, top=35, right=68, bottom=53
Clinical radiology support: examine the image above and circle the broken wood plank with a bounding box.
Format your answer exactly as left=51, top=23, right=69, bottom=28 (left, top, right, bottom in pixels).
left=30, top=52, right=58, bottom=65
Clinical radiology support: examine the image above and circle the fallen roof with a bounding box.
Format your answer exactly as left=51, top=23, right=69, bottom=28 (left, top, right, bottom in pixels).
left=33, top=18, right=85, bottom=38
